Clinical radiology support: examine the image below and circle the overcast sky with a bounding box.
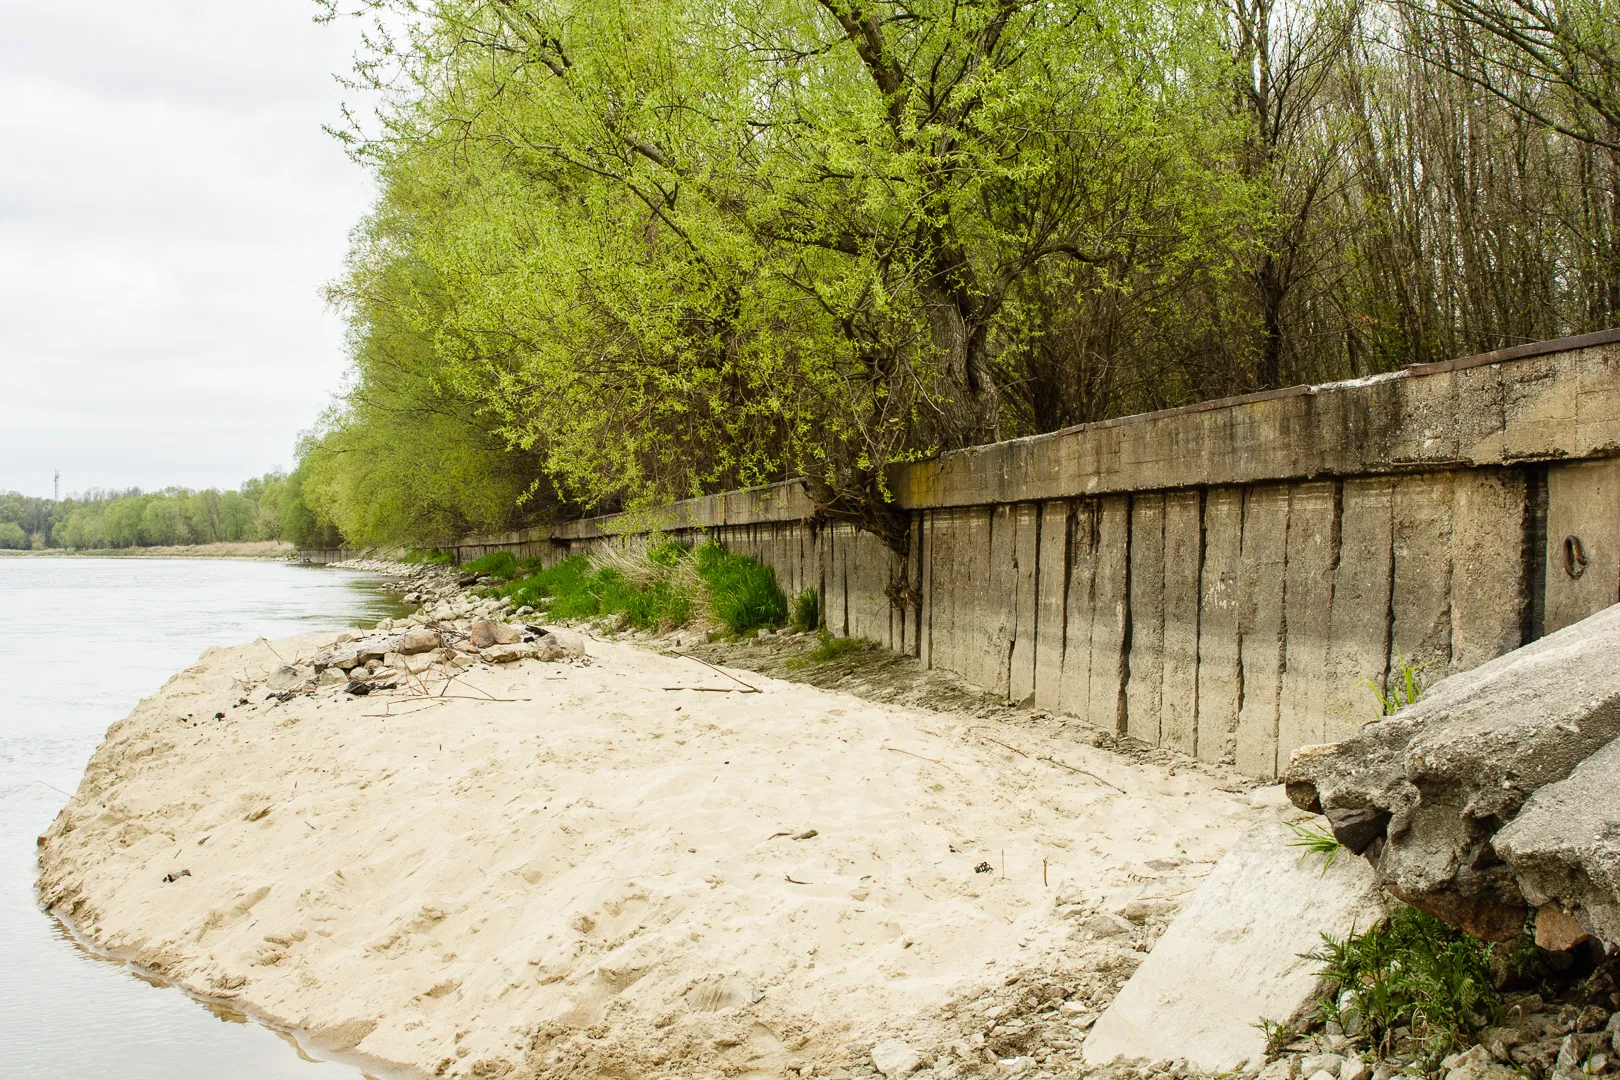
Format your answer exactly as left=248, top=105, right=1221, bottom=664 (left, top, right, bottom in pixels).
left=0, top=2, right=376, bottom=499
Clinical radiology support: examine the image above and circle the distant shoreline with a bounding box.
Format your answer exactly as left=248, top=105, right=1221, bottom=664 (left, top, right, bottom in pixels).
left=0, top=540, right=296, bottom=560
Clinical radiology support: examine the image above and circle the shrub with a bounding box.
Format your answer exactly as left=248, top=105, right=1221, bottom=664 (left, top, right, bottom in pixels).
left=404, top=548, right=456, bottom=564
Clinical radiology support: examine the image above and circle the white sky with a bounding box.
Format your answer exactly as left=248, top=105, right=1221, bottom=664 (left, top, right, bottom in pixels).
left=0, top=1, right=376, bottom=499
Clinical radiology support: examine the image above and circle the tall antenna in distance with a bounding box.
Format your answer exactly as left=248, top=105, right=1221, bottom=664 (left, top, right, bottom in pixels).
left=54, top=469, right=60, bottom=502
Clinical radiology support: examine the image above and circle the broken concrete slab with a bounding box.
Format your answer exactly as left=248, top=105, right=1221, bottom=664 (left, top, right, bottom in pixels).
left=1082, top=815, right=1386, bottom=1074
left=1286, top=602, right=1620, bottom=940
left=1494, top=736, right=1620, bottom=944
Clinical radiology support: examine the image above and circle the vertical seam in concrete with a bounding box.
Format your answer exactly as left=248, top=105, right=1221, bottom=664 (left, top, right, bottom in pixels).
left=1381, top=482, right=1398, bottom=694
left=1157, top=494, right=1168, bottom=747
left=1522, top=465, right=1548, bottom=644
left=1117, top=496, right=1134, bottom=738
left=1030, top=503, right=1043, bottom=698
left=926, top=512, right=935, bottom=665
left=1060, top=501, right=1075, bottom=675
left=1444, top=475, right=1457, bottom=669
left=1235, top=487, right=1248, bottom=722
left=911, top=513, right=924, bottom=658
left=1005, top=506, right=1019, bottom=699
left=1192, top=488, right=1207, bottom=760
left=1273, top=485, right=1293, bottom=778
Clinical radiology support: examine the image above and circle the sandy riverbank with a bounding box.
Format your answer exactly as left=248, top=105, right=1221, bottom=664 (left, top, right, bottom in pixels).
left=38, top=628, right=1267, bottom=1080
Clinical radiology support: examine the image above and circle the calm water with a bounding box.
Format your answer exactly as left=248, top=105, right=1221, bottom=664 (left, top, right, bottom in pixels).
left=0, top=557, right=412, bottom=1079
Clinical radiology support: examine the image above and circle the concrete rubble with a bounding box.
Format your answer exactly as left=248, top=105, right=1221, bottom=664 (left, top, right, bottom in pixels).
left=1285, top=602, right=1620, bottom=946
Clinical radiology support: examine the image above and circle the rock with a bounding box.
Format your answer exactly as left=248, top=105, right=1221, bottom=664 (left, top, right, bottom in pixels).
left=1442, top=1047, right=1492, bottom=1074
left=398, top=628, right=442, bottom=655
left=318, top=668, right=347, bottom=686
left=1082, top=816, right=1386, bottom=1074
left=1081, top=913, right=1135, bottom=938
left=1286, top=603, right=1620, bottom=942
left=1120, top=897, right=1178, bottom=923
left=1338, top=989, right=1366, bottom=1038
left=871, top=1039, right=922, bottom=1078
left=1494, top=737, right=1620, bottom=944
left=1299, top=1054, right=1344, bottom=1077
left=1255, top=1059, right=1292, bottom=1080
left=265, top=665, right=307, bottom=692
left=468, top=620, right=522, bottom=650
left=996, top=1058, right=1034, bottom=1074
left=1340, top=1054, right=1369, bottom=1080
left=483, top=639, right=563, bottom=665
left=1447, top=1063, right=1521, bottom=1080
left=541, top=628, right=587, bottom=658
left=1305, top=1070, right=1335, bottom=1080
left=1512, top=1037, right=1563, bottom=1075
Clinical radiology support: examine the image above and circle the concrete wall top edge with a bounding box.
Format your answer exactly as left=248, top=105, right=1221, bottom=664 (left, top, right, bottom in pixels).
left=471, top=330, right=1620, bottom=539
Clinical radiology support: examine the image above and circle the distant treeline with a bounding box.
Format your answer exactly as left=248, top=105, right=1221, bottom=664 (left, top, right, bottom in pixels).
left=0, top=471, right=339, bottom=551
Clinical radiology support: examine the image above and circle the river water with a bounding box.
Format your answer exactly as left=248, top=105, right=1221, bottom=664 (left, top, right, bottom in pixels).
left=0, top=557, right=412, bottom=1079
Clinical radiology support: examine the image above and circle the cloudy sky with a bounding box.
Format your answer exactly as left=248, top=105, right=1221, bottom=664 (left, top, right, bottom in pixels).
left=0, top=2, right=377, bottom=499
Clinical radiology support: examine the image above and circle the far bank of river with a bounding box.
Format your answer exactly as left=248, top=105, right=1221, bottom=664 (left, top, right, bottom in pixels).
left=0, top=557, right=412, bottom=1079
left=0, top=540, right=296, bottom=559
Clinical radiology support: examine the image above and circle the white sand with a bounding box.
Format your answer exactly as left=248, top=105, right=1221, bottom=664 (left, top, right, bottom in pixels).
left=39, top=632, right=1262, bottom=1079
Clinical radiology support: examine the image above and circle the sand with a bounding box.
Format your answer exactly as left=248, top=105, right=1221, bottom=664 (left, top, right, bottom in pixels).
left=38, top=631, right=1264, bottom=1079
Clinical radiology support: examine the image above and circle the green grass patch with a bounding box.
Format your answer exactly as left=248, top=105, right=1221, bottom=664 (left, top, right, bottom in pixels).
left=786, top=629, right=865, bottom=670
left=695, top=542, right=787, bottom=635
left=1309, top=906, right=1500, bottom=1063
left=461, top=551, right=519, bottom=580
left=791, top=587, right=820, bottom=633
left=484, top=540, right=787, bottom=635
left=1287, top=821, right=1343, bottom=874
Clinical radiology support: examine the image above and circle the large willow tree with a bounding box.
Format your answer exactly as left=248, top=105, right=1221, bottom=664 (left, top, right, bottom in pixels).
left=315, top=0, right=1252, bottom=551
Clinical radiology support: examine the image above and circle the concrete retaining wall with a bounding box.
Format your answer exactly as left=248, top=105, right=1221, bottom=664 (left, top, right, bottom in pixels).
left=442, top=329, right=1620, bottom=777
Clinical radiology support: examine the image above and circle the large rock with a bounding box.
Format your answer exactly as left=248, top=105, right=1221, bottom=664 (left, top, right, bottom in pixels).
left=1082, top=816, right=1387, bottom=1074
left=397, top=628, right=443, bottom=655
left=1493, top=736, right=1620, bottom=943
left=467, top=621, right=522, bottom=650
left=482, top=639, right=562, bottom=664
left=1286, top=603, right=1620, bottom=941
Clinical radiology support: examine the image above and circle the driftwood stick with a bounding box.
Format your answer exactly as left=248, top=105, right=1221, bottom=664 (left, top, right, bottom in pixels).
left=883, top=746, right=958, bottom=772
left=1037, top=754, right=1124, bottom=792
left=673, top=652, right=761, bottom=693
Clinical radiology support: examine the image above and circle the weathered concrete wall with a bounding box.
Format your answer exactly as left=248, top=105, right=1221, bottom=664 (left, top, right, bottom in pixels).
left=453, top=329, right=1620, bottom=778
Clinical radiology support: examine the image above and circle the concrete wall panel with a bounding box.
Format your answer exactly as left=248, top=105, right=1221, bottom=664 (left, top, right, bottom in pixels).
left=1126, top=495, right=1166, bottom=744
left=1195, top=488, right=1244, bottom=763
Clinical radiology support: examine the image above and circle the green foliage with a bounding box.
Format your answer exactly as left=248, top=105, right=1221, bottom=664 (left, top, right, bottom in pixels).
left=404, top=548, right=457, bottom=564
left=787, top=629, right=865, bottom=670
left=1309, top=907, right=1500, bottom=1062
left=791, top=588, right=820, bottom=634
left=1254, top=1016, right=1295, bottom=1060
left=493, top=555, right=696, bottom=631
left=1287, top=821, right=1343, bottom=874
left=462, top=551, right=519, bottom=580
left=1367, top=655, right=1429, bottom=716
left=0, top=521, right=26, bottom=549
left=694, top=542, right=788, bottom=635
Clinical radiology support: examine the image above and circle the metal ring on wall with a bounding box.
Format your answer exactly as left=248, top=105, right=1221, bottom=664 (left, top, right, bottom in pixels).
left=1563, top=535, right=1588, bottom=579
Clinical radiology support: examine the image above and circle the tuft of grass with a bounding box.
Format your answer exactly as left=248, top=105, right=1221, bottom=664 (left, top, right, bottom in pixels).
left=694, top=542, right=787, bottom=635
left=461, top=551, right=519, bottom=580
left=1287, top=821, right=1343, bottom=874
left=1367, top=653, right=1428, bottom=716
left=1308, top=906, right=1499, bottom=1064
left=403, top=548, right=456, bottom=564
left=787, top=628, right=864, bottom=670
left=791, top=587, right=820, bottom=633
left=1254, top=1017, right=1294, bottom=1059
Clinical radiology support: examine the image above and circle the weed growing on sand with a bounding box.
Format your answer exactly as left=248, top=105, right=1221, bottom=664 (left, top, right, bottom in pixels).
left=1309, top=906, right=1499, bottom=1063
left=1254, top=1016, right=1294, bottom=1059
left=1286, top=821, right=1342, bottom=874
left=461, top=551, right=519, bottom=581
left=486, top=539, right=786, bottom=635
left=787, top=629, right=865, bottom=669
left=791, top=588, right=820, bottom=633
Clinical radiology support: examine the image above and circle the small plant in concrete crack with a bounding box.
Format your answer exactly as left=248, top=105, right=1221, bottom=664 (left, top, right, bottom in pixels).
left=1286, top=821, right=1342, bottom=874
left=1366, top=654, right=1428, bottom=716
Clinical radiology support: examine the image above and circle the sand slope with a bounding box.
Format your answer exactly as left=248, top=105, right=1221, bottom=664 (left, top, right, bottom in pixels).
left=38, top=633, right=1260, bottom=1079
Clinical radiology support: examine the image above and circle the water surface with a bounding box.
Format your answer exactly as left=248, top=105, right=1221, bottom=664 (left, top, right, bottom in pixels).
left=0, top=557, right=411, bottom=1078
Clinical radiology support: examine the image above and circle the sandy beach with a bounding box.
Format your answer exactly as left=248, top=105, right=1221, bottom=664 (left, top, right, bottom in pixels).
left=38, top=628, right=1266, bottom=1079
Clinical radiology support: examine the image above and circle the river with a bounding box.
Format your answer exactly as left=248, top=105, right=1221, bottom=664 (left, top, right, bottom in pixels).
left=0, top=557, right=411, bottom=1079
